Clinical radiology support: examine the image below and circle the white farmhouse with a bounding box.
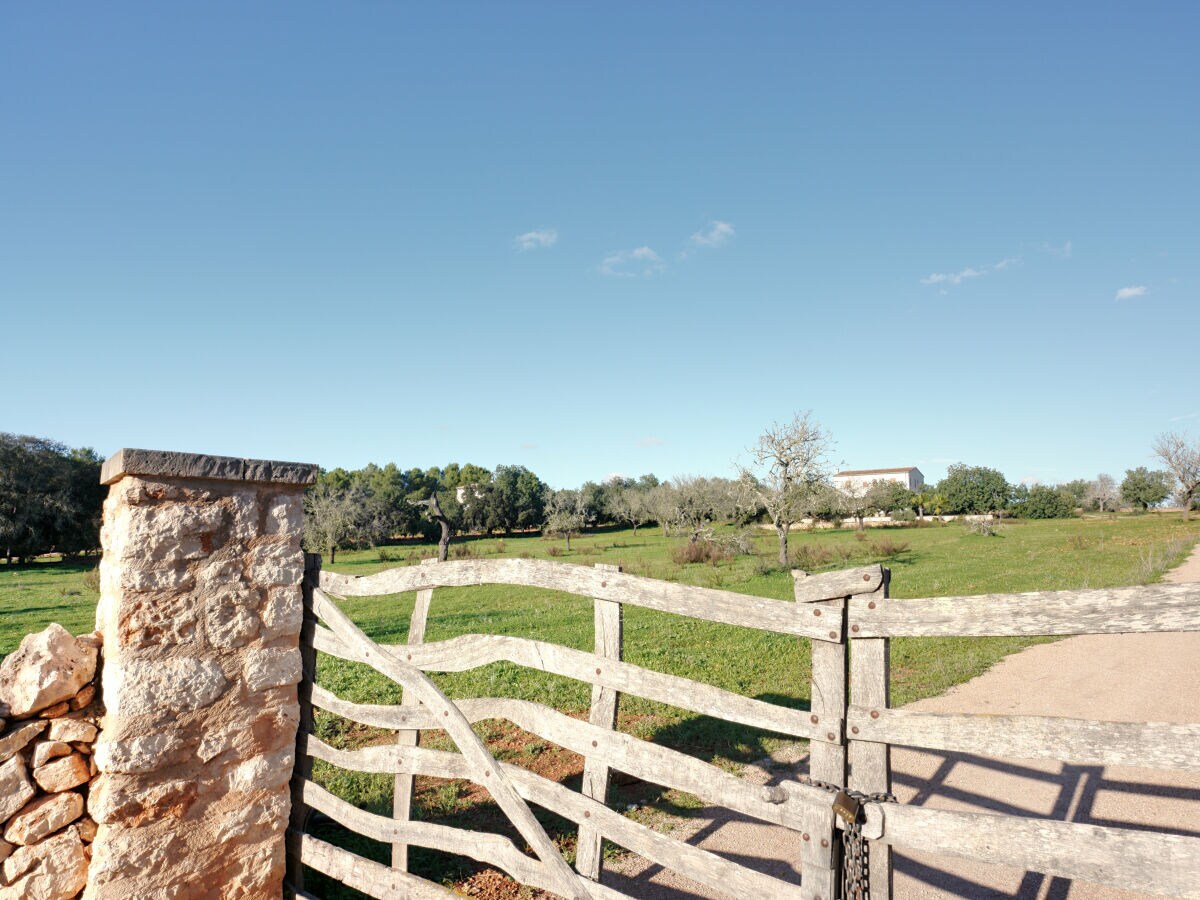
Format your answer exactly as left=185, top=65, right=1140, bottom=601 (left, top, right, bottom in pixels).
left=832, top=467, right=925, bottom=492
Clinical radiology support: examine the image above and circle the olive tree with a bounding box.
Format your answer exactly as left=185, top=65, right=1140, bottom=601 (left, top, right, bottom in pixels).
left=1120, top=467, right=1172, bottom=511
left=543, top=488, right=590, bottom=550
left=736, top=412, right=833, bottom=566
left=1154, top=432, right=1200, bottom=519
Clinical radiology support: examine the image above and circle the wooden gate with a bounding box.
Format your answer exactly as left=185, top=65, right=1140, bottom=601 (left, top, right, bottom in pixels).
left=284, top=556, right=1200, bottom=899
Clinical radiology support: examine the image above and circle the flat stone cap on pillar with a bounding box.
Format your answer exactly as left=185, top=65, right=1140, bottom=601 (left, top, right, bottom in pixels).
left=100, top=448, right=319, bottom=486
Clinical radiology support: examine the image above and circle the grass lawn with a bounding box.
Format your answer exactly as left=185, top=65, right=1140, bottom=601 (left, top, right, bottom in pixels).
left=2, top=514, right=1196, bottom=896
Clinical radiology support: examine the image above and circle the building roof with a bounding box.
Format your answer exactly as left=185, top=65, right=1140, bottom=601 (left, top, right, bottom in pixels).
left=833, top=467, right=920, bottom=477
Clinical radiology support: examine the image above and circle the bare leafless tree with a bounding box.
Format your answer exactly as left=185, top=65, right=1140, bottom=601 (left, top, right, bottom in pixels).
left=1086, top=473, right=1119, bottom=513
left=1153, top=432, right=1200, bottom=520
left=737, top=411, right=833, bottom=566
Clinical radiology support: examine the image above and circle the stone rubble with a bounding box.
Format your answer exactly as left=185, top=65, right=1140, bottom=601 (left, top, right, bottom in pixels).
left=0, top=625, right=102, bottom=900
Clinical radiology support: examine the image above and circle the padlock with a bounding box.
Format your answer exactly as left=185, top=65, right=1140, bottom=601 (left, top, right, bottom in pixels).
left=832, top=790, right=862, bottom=825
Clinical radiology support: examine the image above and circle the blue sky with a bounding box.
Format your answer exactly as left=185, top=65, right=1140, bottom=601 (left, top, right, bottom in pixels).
left=2, top=3, right=1197, bottom=488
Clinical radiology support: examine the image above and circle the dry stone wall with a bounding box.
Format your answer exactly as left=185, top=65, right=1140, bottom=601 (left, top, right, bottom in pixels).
left=0, top=625, right=102, bottom=900
left=87, top=449, right=316, bottom=899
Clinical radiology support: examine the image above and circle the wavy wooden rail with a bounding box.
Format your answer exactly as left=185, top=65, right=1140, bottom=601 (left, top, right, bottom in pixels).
left=312, top=624, right=835, bottom=741
left=290, top=830, right=456, bottom=899
left=319, top=557, right=879, bottom=638
left=303, top=735, right=798, bottom=899
left=307, top=685, right=832, bottom=833
left=309, top=588, right=594, bottom=900
left=862, top=802, right=1200, bottom=898
left=848, top=581, right=1200, bottom=637
left=847, top=706, right=1200, bottom=771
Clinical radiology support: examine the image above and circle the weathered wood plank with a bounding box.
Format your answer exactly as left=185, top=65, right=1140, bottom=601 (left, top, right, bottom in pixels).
left=310, top=588, right=594, bottom=900
left=305, top=691, right=832, bottom=831
left=792, top=564, right=887, bottom=602
left=301, top=779, right=632, bottom=900
left=313, top=624, right=831, bottom=741
left=864, top=803, right=1200, bottom=898
left=320, top=557, right=829, bottom=638
left=292, top=830, right=455, bottom=899
left=302, top=737, right=799, bottom=899
left=847, top=706, right=1200, bottom=771
left=578, top=563, right=622, bottom=881
left=393, top=558, right=436, bottom=871
left=286, top=553, right=321, bottom=895
left=848, top=581, right=1200, bottom=637
left=849, top=568, right=892, bottom=899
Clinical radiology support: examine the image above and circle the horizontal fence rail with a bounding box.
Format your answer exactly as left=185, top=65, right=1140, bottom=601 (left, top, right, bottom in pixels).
left=847, top=706, right=1200, bottom=771
left=312, top=624, right=837, bottom=742
left=848, top=581, right=1200, bottom=637
left=320, top=557, right=883, bottom=639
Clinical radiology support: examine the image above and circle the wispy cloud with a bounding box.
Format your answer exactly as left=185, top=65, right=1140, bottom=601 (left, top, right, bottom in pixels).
left=514, top=228, right=557, bottom=251
left=519, top=441, right=538, bottom=450
left=690, top=220, right=735, bottom=248
left=1114, top=285, right=1147, bottom=301
left=638, top=436, right=664, bottom=447
left=599, top=246, right=665, bottom=277
left=920, top=256, right=1021, bottom=288
left=1168, top=412, right=1198, bottom=423
left=1038, top=239, right=1072, bottom=259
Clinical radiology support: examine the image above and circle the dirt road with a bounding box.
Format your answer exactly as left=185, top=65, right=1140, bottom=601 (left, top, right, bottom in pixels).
left=606, top=541, right=1200, bottom=899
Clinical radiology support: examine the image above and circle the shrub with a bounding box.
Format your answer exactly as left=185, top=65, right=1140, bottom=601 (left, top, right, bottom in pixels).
left=82, top=566, right=101, bottom=594
left=791, top=544, right=833, bottom=571
left=671, top=541, right=732, bottom=566
left=870, top=538, right=910, bottom=558
left=493, top=539, right=507, bottom=555
left=377, top=546, right=399, bottom=562
left=831, top=543, right=856, bottom=562
left=547, top=546, right=563, bottom=557
left=853, top=530, right=868, bottom=542
left=890, top=508, right=916, bottom=524
left=451, top=542, right=478, bottom=559
left=966, top=517, right=1003, bottom=537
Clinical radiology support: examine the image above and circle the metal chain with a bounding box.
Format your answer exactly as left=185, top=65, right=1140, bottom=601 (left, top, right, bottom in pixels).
left=805, top=779, right=897, bottom=899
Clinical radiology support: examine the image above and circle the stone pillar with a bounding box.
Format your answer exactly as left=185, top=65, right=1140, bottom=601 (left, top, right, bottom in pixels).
left=87, top=449, right=317, bottom=899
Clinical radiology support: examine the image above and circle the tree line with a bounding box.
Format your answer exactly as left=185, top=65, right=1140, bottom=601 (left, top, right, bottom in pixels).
left=0, top=433, right=103, bottom=564
left=1, top=423, right=1197, bottom=565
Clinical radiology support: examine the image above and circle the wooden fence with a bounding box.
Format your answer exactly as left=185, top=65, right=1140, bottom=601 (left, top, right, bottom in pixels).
left=285, top=556, right=1200, bottom=899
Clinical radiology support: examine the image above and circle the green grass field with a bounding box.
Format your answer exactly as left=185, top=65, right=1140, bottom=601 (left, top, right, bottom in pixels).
left=2, top=514, right=1196, bottom=895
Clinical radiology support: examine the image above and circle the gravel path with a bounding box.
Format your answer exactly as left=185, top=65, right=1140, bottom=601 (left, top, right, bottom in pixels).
left=604, top=540, right=1200, bottom=899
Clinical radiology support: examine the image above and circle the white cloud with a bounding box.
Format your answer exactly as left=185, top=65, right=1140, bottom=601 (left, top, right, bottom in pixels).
left=920, top=256, right=1021, bottom=288
left=690, top=220, right=735, bottom=248
left=1114, top=285, right=1147, bottom=301
left=1168, top=412, right=1198, bottom=423
left=1038, top=240, right=1072, bottom=258
left=599, top=246, right=665, bottom=277
left=520, top=441, right=538, bottom=450
left=514, top=228, right=558, bottom=251
left=638, top=436, right=664, bottom=447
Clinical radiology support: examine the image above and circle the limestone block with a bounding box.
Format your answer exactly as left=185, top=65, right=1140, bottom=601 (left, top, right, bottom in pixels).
left=0, top=755, right=36, bottom=824
left=33, top=754, right=90, bottom=793
left=116, top=590, right=199, bottom=650
left=246, top=540, right=303, bottom=587
left=83, top=825, right=183, bottom=884
left=204, top=587, right=260, bottom=649
left=31, top=741, right=72, bottom=768
left=0, top=827, right=88, bottom=899
left=92, top=733, right=182, bottom=775
left=119, top=566, right=194, bottom=593
left=107, top=657, right=227, bottom=718
left=46, top=719, right=97, bottom=744
left=0, top=838, right=10, bottom=866
left=264, top=496, right=302, bottom=535
left=88, top=776, right=197, bottom=827
left=0, top=625, right=98, bottom=719
left=37, top=702, right=70, bottom=720
left=69, top=685, right=95, bottom=711
left=209, top=791, right=289, bottom=845
left=3, top=791, right=84, bottom=845
left=220, top=746, right=294, bottom=793
left=0, top=722, right=47, bottom=764
left=76, top=818, right=96, bottom=843
left=259, top=586, right=301, bottom=641
left=243, top=647, right=301, bottom=694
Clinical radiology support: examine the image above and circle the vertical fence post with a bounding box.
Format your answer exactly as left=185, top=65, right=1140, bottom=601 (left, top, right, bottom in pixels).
left=576, top=563, right=623, bottom=881
left=848, top=568, right=892, bottom=899
left=287, top=552, right=321, bottom=895
left=392, top=557, right=438, bottom=872
left=795, top=570, right=848, bottom=900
